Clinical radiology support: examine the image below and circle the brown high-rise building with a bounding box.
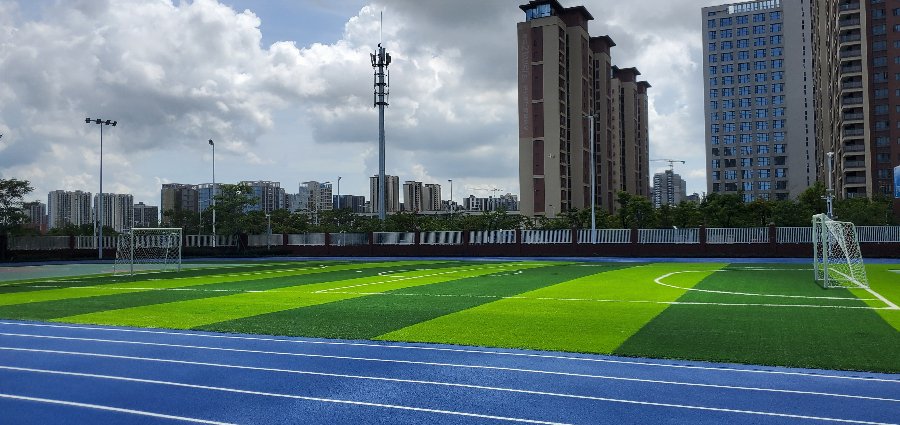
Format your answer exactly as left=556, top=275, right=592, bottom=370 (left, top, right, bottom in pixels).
left=517, top=0, right=650, bottom=218
left=812, top=0, right=900, bottom=218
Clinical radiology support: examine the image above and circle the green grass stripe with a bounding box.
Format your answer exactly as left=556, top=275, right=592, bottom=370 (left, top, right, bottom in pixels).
left=613, top=264, right=900, bottom=372
left=196, top=262, right=622, bottom=339
left=860, top=264, right=900, bottom=331
left=378, top=263, right=724, bottom=353
left=0, top=261, right=420, bottom=307
left=56, top=261, right=547, bottom=329
left=0, top=262, right=452, bottom=322
left=0, top=262, right=342, bottom=295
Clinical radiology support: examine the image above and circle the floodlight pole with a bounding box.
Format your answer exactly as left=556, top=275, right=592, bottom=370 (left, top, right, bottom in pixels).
left=266, top=213, right=271, bottom=250
left=86, top=117, right=117, bottom=260
left=336, top=176, right=342, bottom=210
left=448, top=179, right=453, bottom=212
left=209, top=139, right=216, bottom=247
left=584, top=114, right=597, bottom=241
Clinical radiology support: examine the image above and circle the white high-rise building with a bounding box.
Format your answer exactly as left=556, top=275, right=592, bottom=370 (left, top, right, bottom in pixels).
left=369, top=175, right=400, bottom=213
left=702, top=0, right=815, bottom=202
left=95, top=193, right=134, bottom=232
left=48, top=190, right=92, bottom=229
left=652, top=170, right=687, bottom=208
left=423, top=184, right=442, bottom=212
left=301, top=181, right=333, bottom=213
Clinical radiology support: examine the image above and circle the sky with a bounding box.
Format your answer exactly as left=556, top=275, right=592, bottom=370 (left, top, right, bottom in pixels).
left=0, top=0, right=726, bottom=207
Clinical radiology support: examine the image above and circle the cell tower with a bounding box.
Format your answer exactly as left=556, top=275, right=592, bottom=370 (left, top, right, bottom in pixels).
left=370, top=14, right=391, bottom=221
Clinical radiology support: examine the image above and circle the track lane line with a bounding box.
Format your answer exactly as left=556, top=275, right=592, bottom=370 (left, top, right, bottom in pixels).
left=0, top=365, right=892, bottom=425
left=0, top=393, right=234, bottom=424
left=0, top=346, right=895, bottom=403
left=2, top=321, right=896, bottom=383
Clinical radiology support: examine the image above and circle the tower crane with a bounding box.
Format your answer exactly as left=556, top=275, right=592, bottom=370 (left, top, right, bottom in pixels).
left=651, top=158, right=685, bottom=172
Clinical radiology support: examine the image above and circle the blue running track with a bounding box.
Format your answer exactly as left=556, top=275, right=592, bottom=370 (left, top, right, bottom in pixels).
left=0, top=320, right=897, bottom=424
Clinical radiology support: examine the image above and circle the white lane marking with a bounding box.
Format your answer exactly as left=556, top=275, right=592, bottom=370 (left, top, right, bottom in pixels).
left=0, top=366, right=569, bottom=425
left=2, top=321, right=895, bottom=383
left=2, top=346, right=896, bottom=404
left=3, top=332, right=899, bottom=396
left=0, top=392, right=234, bottom=424
left=0, top=366, right=892, bottom=425
left=314, top=263, right=525, bottom=293
left=654, top=271, right=879, bottom=301
left=861, top=286, right=900, bottom=310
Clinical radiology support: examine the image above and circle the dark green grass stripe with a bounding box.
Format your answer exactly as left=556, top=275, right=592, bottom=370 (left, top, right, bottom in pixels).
left=0, top=262, right=456, bottom=321
left=0, top=261, right=345, bottom=295
left=614, top=265, right=900, bottom=372
left=197, top=263, right=633, bottom=339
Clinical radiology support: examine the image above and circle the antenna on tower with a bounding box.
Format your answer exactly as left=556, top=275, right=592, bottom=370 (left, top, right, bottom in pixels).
left=371, top=13, right=392, bottom=221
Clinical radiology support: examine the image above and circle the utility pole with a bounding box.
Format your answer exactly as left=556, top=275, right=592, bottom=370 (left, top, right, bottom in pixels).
left=371, top=13, right=391, bottom=221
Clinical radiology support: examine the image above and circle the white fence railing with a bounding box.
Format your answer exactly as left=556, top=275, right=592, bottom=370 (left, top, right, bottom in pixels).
left=184, top=235, right=238, bottom=247
left=330, top=233, right=369, bottom=246
left=287, top=233, right=327, bottom=246
left=577, top=229, right=631, bottom=244
left=522, top=229, right=571, bottom=244
left=248, top=233, right=283, bottom=247
left=857, top=226, right=900, bottom=243
left=777, top=227, right=812, bottom=244
left=7, top=236, right=71, bottom=250
left=420, top=231, right=463, bottom=245
left=706, top=227, right=770, bottom=244
left=373, top=232, right=415, bottom=245
left=469, top=230, right=517, bottom=244
left=638, top=229, right=700, bottom=244
left=74, top=236, right=118, bottom=249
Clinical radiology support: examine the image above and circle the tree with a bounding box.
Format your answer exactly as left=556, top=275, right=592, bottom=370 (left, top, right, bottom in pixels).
left=0, top=178, right=34, bottom=235
left=210, top=183, right=258, bottom=236
left=835, top=196, right=892, bottom=225
left=671, top=201, right=703, bottom=228
left=699, top=192, right=744, bottom=227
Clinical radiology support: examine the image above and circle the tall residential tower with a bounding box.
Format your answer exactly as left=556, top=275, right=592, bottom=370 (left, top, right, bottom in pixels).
left=702, top=0, right=815, bottom=202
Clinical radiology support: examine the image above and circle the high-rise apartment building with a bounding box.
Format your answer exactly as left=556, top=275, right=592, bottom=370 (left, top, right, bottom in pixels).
left=402, top=181, right=424, bottom=212
left=369, top=175, right=400, bottom=213
left=196, top=183, right=219, bottom=213
left=702, top=0, right=815, bottom=202
left=95, top=193, right=133, bottom=232
left=133, top=202, right=159, bottom=228
left=241, top=181, right=285, bottom=214
left=652, top=170, right=687, bottom=208
left=22, top=201, right=47, bottom=233
left=518, top=0, right=650, bottom=218
left=423, top=184, right=443, bottom=212
left=333, top=195, right=367, bottom=213
left=160, top=183, right=198, bottom=225
left=300, top=181, right=332, bottom=213
left=812, top=0, right=900, bottom=218
left=47, top=190, right=92, bottom=229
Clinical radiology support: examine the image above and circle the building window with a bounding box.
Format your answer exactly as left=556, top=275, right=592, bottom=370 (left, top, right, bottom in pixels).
left=738, top=62, right=751, bottom=71
left=720, top=29, right=733, bottom=38
left=712, top=171, right=721, bottom=181
left=740, top=98, right=751, bottom=107
left=724, top=123, right=736, bottom=132
left=725, top=170, right=737, bottom=180
left=756, top=121, right=769, bottom=130
left=741, top=158, right=753, bottom=167
left=874, top=56, right=888, bottom=66
left=708, top=19, right=717, bottom=28
left=741, top=122, right=752, bottom=131
left=757, top=133, right=770, bottom=142
left=724, top=111, right=735, bottom=120
left=755, top=73, right=767, bottom=82
left=709, top=77, right=718, bottom=86
left=754, top=37, right=767, bottom=46
left=757, top=145, right=769, bottom=154
left=773, top=107, right=784, bottom=116
left=771, top=71, right=784, bottom=80
left=755, top=85, right=767, bottom=94
left=758, top=157, right=770, bottom=166
left=770, top=35, right=782, bottom=44
left=772, top=83, right=784, bottom=93
left=708, top=30, right=717, bottom=39
left=737, top=27, right=750, bottom=36
left=712, top=159, right=721, bottom=169
left=770, top=23, right=782, bottom=32
left=737, top=39, right=750, bottom=48
left=753, top=13, right=766, bottom=22
left=875, top=104, right=889, bottom=115
left=756, top=109, right=768, bottom=118
left=720, top=17, right=733, bottom=26
left=710, top=89, right=718, bottom=98
left=754, top=49, right=767, bottom=58
left=772, top=95, right=784, bottom=104
left=875, top=88, right=889, bottom=98
left=771, top=59, right=783, bottom=68
left=873, top=24, right=886, bottom=35
left=721, top=52, right=734, bottom=61
left=740, top=109, right=752, bottom=119
left=770, top=47, right=783, bottom=56
left=755, top=61, right=767, bottom=70
left=721, top=41, right=733, bottom=49
left=711, top=124, right=720, bottom=134
left=736, top=15, right=749, bottom=24
left=773, top=133, right=784, bottom=142
left=711, top=136, right=720, bottom=145
left=758, top=169, right=771, bottom=178
left=709, top=54, right=718, bottom=63
left=775, top=168, right=786, bottom=177
left=769, top=11, right=781, bottom=20
left=724, top=135, right=736, bottom=144
left=723, top=76, right=734, bottom=85
left=742, top=182, right=753, bottom=191
left=874, top=40, right=887, bottom=51
left=758, top=181, right=771, bottom=191
left=739, top=74, right=751, bottom=83
left=753, top=25, right=766, bottom=34
left=722, top=64, right=734, bottom=73
left=741, top=134, right=753, bottom=143
left=724, top=87, right=736, bottom=96
left=742, top=170, right=753, bottom=179
left=723, top=99, right=736, bottom=108
left=875, top=120, right=890, bottom=129
left=773, top=119, right=785, bottom=129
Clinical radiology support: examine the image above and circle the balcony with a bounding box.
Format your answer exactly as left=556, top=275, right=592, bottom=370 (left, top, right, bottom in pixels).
left=841, top=80, right=863, bottom=90
left=844, top=191, right=868, bottom=198
left=842, top=128, right=864, bottom=137
left=839, top=2, right=860, bottom=11
left=844, top=176, right=866, bottom=184
left=843, top=144, right=866, bottom=152
left=841, top=96, right=863, bottom=105
left=842, top=112, right=864, bottom=121
left=839, top=18, right=861, bottom=27
left=844, top=160, right=867, bottom=168
left=839, top=34, right=862, bottom=44
left=840, top=65, right=863, bottom=74
left=840, top=49, right=862, bottom=59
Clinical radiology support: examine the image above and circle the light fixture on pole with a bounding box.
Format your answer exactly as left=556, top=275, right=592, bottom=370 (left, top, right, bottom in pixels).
left=447, top=179, right=453, bottom=212
left=336, top=176, right=342, bottom=210
left=85, top=117, right=117, bottom=260
left=209, top=139, right=216, bottom=247
left=583, top=114, right=597, bottom=241
left=266, top=213, right=272, bottom=250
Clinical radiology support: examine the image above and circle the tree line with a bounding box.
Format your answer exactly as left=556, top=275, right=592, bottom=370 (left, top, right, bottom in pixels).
left=1, top=179, right=895, bottom=238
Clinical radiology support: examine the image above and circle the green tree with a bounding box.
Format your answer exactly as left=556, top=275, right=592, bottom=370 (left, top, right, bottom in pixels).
left=699, top=192, right=745, bottom=227
left=834, top=196, right=892, bottom=225
left=671, top=201, right=703, bottom=228
left=210, top=183, right=258, bottom=236
left=0, top=178, right=34, bottom=235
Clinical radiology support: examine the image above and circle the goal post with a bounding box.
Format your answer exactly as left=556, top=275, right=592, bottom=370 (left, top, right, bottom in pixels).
left=812, top=214, right=868, bottom=288
left=115, top=228, right=183, bottom=275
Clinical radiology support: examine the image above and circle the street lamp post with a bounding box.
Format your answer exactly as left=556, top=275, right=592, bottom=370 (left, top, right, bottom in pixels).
left=336, top=176, right=342, bottom=210
left=584, top=114, right=597, bottom=241
left=266, top=213, right=272, bottom=250
left=447, top=179, right=453, bottom=212
left=209, top=139, right=216, bottom=247
left=85, top=117, right=116, bottom=260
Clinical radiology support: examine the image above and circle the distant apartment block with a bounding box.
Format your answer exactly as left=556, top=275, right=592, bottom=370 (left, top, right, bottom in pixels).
left=133, top=202, right=159, bottom=228
left=333, top=195, right=367, bottom=213
left=160, top=183, right=199, bottom=225
left=48, top=190, right=92, bottom=229
left=652, top=170, right=687, bottom=208
left=196, top=183, right=219, bottom=212
left=518, top=0, right=650, bottom=218
left=402, top=181, right=424, bottom=212
left=464, top=193, right=520, bottom=212
left=22, top=201, right=48, bottom=233
left=369, top=175, right=400, bottom=213
left=702, top=0, right=815, bottom=202
left=241, top=181, right=286, bottom=214
left=812, top=0, right=900, bottom=218
left=95, top=193, right=133, bottom=232
left=423, top=184, right=443, bottom=212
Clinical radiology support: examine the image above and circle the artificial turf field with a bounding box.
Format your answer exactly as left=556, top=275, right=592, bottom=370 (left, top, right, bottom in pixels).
left=0, top=259, right=898, bottom=373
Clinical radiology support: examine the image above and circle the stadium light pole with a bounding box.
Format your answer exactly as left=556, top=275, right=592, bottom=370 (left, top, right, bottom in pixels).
left=209, top=139, right=216, bottom=247
left=583, top=114, right=597, bottom=242
left=266, top=213, right=271, bottom=251
left=447, top=179, right=453, bottom=212
left=85, top=117, right=116, bottom=260
left=336, top=176, right=342, bottom=210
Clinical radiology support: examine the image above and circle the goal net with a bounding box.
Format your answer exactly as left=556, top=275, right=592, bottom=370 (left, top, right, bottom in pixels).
left=115, top=228, right=182, bottom=275
left=812, top=214, right=868, bottom=288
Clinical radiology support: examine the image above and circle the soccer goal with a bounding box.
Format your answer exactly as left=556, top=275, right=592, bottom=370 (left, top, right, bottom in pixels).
left=115, top=228, right=182, bottom=275
left=812, top=214, right=868, bottom=288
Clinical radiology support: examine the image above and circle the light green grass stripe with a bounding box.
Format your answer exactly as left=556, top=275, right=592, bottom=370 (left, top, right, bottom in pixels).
left=858, top=264, right=900, bottom=331
left=58, top=262, right=554, bottom=329
left=378, top=263, right=725, bottom=354
left=0, top=261, right=430, bottom=307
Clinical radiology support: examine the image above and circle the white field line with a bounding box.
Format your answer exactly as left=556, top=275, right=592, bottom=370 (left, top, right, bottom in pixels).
left=2, top=322, right=896, bottom=384
left=313, top=263, right=526, bottom=294
left=0, top=365, right=893, bottom=425
left=654, top=271, right=879, bottom=302
left=2, top=346, right=896, bottom=404
left=0, top=366, right=569, bottom=425
left=0, top=393, right=234, bottom=424
left=861, top=286, right=900, bottom=310
left=3, top=332, right=899, bottom=393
